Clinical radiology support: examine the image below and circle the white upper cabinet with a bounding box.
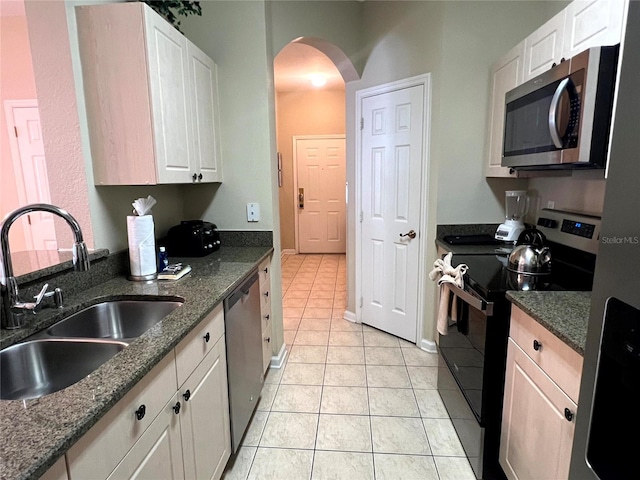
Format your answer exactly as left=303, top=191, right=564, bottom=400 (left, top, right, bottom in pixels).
left=523, top=0, right=628, bottom=83
left=563, top=0, right=628, bottom=58
left=188, top=42, right=223, bottom=183
left=144, top=9, right=194, bottom=184
left=77, top=2, right=223, bottom=185
left=522, top=9, right=566, bottom=83
left=485, top=0, right=628, bottom=177
left=485, top=42, right=524, bottom=177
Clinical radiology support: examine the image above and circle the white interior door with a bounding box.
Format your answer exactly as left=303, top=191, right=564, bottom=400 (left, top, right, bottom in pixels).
left=296, top=136, right=346, bottom=254
left=360, top=85, right=424, bottom=342
left=6, top=103, right=58, bottom=251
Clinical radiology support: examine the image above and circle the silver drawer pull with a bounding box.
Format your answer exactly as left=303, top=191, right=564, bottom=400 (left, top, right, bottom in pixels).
left=445, top=283, right=494, bottom=317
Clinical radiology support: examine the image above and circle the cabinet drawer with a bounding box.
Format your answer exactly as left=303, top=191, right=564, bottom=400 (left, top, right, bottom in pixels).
left=67, top=353, right=177, bottom=480
left=509, top=306, right=583, bottom=402
left=261, top=299, right=272, bottom=333
left=175, top=303, right=224, bottom=388
left=262, top=330, right=272, bottom=373
left=260, top=278, right=271, bottom=311
left=258, top=257, right=271, bottom=285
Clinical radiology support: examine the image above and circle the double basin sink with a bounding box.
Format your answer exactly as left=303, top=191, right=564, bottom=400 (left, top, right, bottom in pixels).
left=0, top=299, right=183, bottom=401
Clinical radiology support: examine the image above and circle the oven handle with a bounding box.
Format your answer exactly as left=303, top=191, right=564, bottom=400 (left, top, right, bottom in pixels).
left=446, top=282, right=494, bottom=317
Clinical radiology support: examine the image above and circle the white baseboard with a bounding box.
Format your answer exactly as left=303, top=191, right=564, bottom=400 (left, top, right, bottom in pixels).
left=343, top=310, right=357, bottom=323
left=280, top=249, right=296, bottom=258
left=270, top=343, right=288, bottom=369
left=419, top=338, right=437, bottom=353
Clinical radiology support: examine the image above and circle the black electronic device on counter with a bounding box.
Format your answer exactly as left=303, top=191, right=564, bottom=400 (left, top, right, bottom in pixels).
left=166, top=220, right=220, bottom=257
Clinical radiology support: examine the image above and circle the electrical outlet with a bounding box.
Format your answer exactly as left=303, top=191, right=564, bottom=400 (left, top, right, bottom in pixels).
left=547, top=200, right=556, bottom=209
left=247, top=203, right=260, bottom=222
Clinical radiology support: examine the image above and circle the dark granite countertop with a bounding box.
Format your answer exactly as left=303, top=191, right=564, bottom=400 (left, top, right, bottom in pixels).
left=435, top=223, right=515, bottom=255
left=506, top=291, right=591, bottom=355
left=0, top=246, right=273, bottom=480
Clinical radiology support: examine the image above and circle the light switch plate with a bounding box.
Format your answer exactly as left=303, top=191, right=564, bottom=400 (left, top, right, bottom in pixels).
left=247, top=203, right=260, bottom=222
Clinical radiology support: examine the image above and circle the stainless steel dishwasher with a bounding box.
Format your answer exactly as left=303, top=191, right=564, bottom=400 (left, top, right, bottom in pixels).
left=224, top=270, right=263, bottom=453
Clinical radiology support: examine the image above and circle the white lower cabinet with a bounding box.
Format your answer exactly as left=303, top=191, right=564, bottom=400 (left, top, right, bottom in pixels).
left=108, top=393, right=184, bottom=480
left=500, top=306, right=583, bottom=480
left=259, top=256, right=273, bottom=373
left=179, top=335, right=231, bottom=480
left=67, top=304, right=230, bottom=480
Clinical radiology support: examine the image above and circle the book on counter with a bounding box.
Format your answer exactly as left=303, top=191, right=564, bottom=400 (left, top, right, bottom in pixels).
left=157, top=264, right=192, bottom=281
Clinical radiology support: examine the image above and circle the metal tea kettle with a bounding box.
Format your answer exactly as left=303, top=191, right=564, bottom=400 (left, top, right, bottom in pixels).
left=507, top=228, right=552, bottom=275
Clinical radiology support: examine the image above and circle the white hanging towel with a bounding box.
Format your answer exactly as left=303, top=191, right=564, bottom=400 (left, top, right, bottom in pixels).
left=429, top=252, right=468, bottom=335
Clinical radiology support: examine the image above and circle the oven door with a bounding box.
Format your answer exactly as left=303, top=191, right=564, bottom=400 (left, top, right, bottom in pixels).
left=438, top=284, right=495, bottom=479
left=438, top=284, right=493, bottom=423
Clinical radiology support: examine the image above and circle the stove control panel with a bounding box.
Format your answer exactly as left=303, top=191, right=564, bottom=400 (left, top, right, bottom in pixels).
left=537, top=208, right=601, bottom=255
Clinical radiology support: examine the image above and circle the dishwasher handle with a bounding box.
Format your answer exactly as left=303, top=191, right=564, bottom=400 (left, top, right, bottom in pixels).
left=225, top=271, right=259, bottom=311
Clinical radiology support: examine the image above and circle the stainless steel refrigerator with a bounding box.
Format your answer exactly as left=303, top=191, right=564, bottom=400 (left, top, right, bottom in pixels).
left=569, top=3, right=640, bottom=478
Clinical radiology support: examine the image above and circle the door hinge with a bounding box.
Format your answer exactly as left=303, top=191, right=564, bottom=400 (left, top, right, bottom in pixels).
left=359, top=211, right=363, bottom=223
left=14, top=126, right=18, bottom=137
left=360, top=118, right=364, bottom=130
left=360, top=297, right=363, bottom=308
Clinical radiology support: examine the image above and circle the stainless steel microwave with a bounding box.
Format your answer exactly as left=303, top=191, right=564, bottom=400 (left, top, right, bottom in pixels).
left=502, top=44, right=619, bottom=170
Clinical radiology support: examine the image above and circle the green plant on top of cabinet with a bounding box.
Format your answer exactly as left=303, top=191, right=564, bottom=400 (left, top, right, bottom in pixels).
left=76, top=2, right=222, bottom=185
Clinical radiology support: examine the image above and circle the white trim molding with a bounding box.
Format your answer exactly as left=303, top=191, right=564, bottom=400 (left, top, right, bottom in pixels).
left=342, top=309, right=357, bottom=323
left=419, top=338, right=437, bottom=354
left=270, top=343, right=288, bottom=369
left=281, top=249, right=296, bottom=258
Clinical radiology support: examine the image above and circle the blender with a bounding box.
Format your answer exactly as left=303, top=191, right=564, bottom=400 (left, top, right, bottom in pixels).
left=495, top=190, right=529, bottom=242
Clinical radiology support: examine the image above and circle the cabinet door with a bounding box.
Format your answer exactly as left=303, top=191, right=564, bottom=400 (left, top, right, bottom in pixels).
left=500, top=339, right=577, bottom=480
left=485, top=42, right=524, bottom=177
left=188, top=41, right=223, bottom=183
left=144, top=5, right=194, bottom=184
left=67, top=354, right=178, bottom=480
left=179, top=336, right=231, bottom=480
left=523, top=9, right=566, bottom=82
left=108, top=394, right=184, bottom=480
left=563, top=0, right=627, bottom=58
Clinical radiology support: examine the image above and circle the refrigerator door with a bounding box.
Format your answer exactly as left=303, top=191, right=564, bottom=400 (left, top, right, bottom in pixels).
left=569, top=3, right=640, bottom=479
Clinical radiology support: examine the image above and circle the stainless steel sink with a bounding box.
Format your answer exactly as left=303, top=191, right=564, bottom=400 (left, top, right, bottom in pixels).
left=0, top=339, right=127, bottom=401
left=45, top=300, right=183, bottom=340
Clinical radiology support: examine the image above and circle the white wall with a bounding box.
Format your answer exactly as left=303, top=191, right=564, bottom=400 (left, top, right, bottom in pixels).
left=180, top=0, right=284, bottom=354
left=181, top=1, right=276, bottom=232
left=349, top=0, right=563, bottom=341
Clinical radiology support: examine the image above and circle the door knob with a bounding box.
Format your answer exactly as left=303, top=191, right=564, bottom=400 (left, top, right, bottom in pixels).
left=298, top=188, right=305, bottom=209
left=400, top=230, right=416, bottom=239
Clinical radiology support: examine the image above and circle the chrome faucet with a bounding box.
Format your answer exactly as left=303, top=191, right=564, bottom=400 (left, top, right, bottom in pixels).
left=1, top=203, right=90, bottom=329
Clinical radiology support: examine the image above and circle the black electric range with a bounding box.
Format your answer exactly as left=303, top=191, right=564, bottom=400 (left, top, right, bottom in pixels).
left=437, top=209, right=601, bottom=480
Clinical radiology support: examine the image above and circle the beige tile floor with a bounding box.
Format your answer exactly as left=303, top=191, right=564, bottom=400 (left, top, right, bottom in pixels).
left=222, top=254, right=475, bottom=480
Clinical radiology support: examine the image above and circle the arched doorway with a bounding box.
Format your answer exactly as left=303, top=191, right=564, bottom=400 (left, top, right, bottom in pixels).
left=274, top=40, right=352, bottom=255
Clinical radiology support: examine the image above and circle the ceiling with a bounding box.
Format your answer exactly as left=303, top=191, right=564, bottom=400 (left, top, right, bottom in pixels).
left=274, top=43, right=345, bottom=92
